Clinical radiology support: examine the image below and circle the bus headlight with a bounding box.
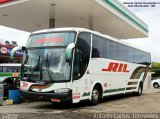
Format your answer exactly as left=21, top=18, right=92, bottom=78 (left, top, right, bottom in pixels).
left=54, top=88, right=70, bottom=93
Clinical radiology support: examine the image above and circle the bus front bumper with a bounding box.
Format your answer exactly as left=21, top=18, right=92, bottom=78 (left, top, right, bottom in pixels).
left=20, top=90, right=72, bottom=103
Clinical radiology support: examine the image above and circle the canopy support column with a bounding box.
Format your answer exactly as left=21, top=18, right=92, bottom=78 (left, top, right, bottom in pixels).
left=89, top=15, right=93, bottom=30
left=49, top=19, right=55, bottom=28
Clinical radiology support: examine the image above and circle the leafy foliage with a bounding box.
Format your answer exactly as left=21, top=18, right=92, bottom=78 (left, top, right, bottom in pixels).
left=4, top=40, right=18, bottom=47
left=151, top=62, right=160, bottom=77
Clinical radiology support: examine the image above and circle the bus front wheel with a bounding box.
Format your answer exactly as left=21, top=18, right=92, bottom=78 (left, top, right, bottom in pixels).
left=90, top=86, right=101, bottom=106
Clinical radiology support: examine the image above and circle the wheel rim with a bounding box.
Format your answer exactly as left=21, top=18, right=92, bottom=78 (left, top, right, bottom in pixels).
left=92, top=89, right=99, bottom=101
left=154, top=83, right=159, bottom=88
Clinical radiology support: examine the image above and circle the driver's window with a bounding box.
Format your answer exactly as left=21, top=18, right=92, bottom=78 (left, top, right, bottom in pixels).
left=73, top=32, right=91, bottom=80
left=73, top=52, right=82, bottom=79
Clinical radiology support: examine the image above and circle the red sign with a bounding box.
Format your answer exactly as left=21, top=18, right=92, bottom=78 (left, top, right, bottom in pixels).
left=72, top=93, right=80, bottom=99
left=0, top=0, right=14, bottom=4
left=23, top=82, right=28, bottom=87
left=51, top=98, right=60, bottom=102
left=102, top=62, right=130, bottom=73
left=12, top=73, right=19, bottom=77
left=0, top=47, right=7, bottom=54
left=34, top=38, right=64, bottom=44
left=73, top=95, right=80, bottom=99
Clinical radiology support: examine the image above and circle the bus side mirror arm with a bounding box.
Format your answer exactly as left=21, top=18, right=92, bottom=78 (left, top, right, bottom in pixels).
left=65, top=43, right=76, bottom=62
left=10, top=46, right=26, bottom=62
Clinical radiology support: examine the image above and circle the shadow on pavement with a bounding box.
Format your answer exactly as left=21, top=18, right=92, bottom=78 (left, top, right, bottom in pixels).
left=30, top=93, right=143, bottom=111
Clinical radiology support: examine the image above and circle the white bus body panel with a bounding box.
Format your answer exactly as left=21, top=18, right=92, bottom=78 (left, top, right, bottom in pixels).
left=71, top=58, right=150, bottom=103
left=20, top=81, right=67, bottom=92
left=143, top=73, right=151, bottom=90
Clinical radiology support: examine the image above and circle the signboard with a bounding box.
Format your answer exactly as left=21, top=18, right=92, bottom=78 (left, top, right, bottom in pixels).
left=0, top=46, right=23, bottom=56
left=27, top=32, right=76, bottom=47
left=0, top=0, right=15, bottom=4
left=0, top=0, right=14, bottom=4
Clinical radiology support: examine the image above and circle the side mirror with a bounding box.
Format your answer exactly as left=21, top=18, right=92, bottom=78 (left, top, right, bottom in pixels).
left=10, top=46, right=26, bottom=62
left=65, top=43, right=75, bottom=62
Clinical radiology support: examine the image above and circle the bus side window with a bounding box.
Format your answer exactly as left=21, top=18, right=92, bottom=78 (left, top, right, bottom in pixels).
left=6, top=67, right=13, bottom=72
left=109, top=41, right=118, bottom=60
left=0, top=67, right=2, bottom=72
left=3, top=67, right=7, bottom=72
left=92, top=35, right=107, bottom=58
left=14, top=66, right=21, bottom=72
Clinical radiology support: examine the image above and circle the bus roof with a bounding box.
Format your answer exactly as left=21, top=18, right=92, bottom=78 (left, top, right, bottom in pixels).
left=31, top=27, right=150, bottom=54
left=0, top=63, right=21, bottom=67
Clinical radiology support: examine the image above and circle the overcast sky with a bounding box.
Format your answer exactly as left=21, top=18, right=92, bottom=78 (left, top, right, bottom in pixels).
left=0, top=26, right=30, bottom=46
left=119, top=0, right=160, bottom=62
left=0, top=0, right=160, bottom=62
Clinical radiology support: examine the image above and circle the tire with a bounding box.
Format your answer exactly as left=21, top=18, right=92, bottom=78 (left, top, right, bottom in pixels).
left=136, top=83, right=143, bottom=96
left=153, top=83, right=159, bottom=88
left=90, top=86, right=101, bottom=106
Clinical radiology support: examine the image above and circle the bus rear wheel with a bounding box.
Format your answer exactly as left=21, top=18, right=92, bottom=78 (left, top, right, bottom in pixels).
left=90, top=86, right=101, bottom=106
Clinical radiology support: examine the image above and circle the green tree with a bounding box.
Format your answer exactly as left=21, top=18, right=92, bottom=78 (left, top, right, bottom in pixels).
left=152, top=62, right=160, bottom=69
left=151, top=62, right=160, bottom=77
left=5, top=40, right=11, bottom=46
left=11, top=41, right=18, bottom=47
left=5, top=40, right=18, bottom=47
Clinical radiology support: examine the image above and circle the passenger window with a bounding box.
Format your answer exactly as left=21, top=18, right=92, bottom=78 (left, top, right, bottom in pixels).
left=147, top=53, right=151, bottom=65
left=108, top=41, right=117, bottom=60
left=3, top=66, right=13, bottom=72
left=92, top=35, right=107, bottom=58
left=127, top=47, right=135, bottom=63
left=0, top=67, right=2, bottom=72
left=118, top=44, right=127, bottom=61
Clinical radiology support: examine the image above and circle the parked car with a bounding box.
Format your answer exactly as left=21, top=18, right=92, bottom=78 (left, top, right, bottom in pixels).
left=152, top=79, right=160, bottom=88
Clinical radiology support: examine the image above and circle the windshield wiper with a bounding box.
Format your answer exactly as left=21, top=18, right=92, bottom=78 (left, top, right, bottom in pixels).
left=28, top=55, right=41, bottom=81
left=45, top=53, right=54, bottom=82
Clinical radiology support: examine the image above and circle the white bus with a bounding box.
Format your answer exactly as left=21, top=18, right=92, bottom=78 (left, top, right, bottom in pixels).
left=11, top=28, right=151, bottom=105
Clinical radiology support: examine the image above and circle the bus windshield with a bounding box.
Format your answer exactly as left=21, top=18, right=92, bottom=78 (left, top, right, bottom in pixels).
left=26, top=31, right=76, bottom=47
left=23, top=48, right=71, bottom=82
left=23, top=31, right=76, bottom=82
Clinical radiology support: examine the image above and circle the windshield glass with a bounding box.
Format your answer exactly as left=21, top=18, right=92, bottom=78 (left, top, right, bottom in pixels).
left=23, top=48, right=71, bottom=82
left=27, top=31, right=76, bottom=47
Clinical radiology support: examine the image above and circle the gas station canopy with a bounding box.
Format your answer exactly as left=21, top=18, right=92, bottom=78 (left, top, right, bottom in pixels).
left=0, top=0, right=148, bottom=39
